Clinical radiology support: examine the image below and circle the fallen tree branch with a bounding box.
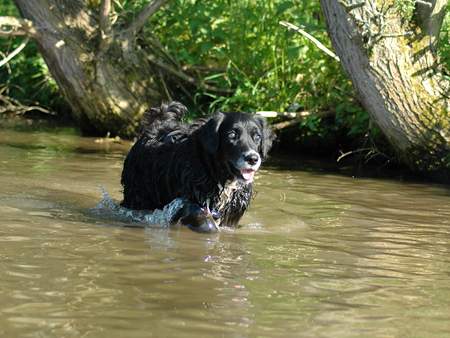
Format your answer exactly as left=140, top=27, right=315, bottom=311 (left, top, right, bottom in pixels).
left=271, top=119, right=302, bottom=130
left=146, top=35, right=181, bottom=68
left=0, top=37, right=29, bottom=68
left=0, top=92, right=55, bottom=116
left=147, top=55, right=235, bottom=94
left=279, top=20, right=340, bottom=61
left=257, top=110, right=335, bottom=130
left=256, top=111, right=303, bottom=118
left=0, top=16, right=37, bottom=37
left=337, top=147, right=373, bottom=162
left=124, top=0, right=169, bottom=38
left=336, top=146, right=390, bottom=165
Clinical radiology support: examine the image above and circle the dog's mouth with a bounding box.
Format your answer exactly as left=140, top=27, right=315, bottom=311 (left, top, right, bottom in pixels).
left=228, top=162, right=257, bottom=183
left=240, top=168, right=256, bottom=183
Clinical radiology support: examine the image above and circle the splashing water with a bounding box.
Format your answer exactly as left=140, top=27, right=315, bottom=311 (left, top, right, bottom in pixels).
left=92, top=187, right=185, bottom=228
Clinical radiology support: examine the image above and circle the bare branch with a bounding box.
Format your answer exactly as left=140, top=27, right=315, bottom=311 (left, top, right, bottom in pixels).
left=271, top=119, right=300, bottom=130
left=415, top=0, right=432, bottom=8
left=337, top=148, right=374, bottom=162
left=0, top=37, right=29, bottom=68
left=256, top=111, right=304, bottom=118
left=257, top=110, right=335, bottom=130
left=147, top=55, right=234, bottom=94
left=415, top=0, right=447, bottom=39
left=0, top=16, right=37, bottom=38
left=0, top=92, right=55, bottom=116
left=125, top=0, right=169, bottom=37
left=381, top=31, right=414, bottom=38
left=99, top=0, right=113, bottom=52
left=279, top=21, right=340, bottom=61
left=337, top=0, right=365, bottom=12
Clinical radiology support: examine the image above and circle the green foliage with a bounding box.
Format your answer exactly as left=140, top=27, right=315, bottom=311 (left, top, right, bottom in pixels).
left=0, top=0, right=66, bottom=114
left=147, top=0, right=367, bottom=140
left=1, top=0, right=449, bottom=147
left=394, top=0, right=416, bottom=22
left=394, top=0, right=450, bottom=70
left=152, top=1, right=337, bottom=113
left=439, top=2, right=450, bottom=70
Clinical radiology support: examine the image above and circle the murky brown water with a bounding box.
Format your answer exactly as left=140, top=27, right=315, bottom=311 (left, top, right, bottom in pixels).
left=1, top=127, right=450, bottom=338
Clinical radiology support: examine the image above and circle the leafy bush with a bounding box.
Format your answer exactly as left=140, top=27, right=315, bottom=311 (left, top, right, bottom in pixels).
left=1, top=0, right=449, bottom=146
left=439, top=2, right=450, bottom=70
left=0, top=0, right=67, bottom=114
left=148, top=0, right=369, bottom=141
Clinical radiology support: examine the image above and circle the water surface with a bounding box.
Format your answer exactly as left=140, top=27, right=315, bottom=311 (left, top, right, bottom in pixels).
left=1, top=128, right=449, bottom=338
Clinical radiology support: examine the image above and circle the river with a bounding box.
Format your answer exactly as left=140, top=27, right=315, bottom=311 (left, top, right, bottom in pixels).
left=1, top=127, right=449, bottom=338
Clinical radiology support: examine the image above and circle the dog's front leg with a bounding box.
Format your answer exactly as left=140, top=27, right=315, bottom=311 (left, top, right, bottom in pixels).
left=171, top=200, right=219, bottom=233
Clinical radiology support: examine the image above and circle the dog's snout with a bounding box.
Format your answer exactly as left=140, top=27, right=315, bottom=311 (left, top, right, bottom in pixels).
left=244, top=152, right=260, bottom=166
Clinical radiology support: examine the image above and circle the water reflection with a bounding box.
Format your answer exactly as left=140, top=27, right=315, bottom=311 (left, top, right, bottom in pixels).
left=0, top=128, right=450, bottom=338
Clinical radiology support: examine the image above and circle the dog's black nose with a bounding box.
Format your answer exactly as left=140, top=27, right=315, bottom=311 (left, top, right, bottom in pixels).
left=245, top=153, right=259, bottom=166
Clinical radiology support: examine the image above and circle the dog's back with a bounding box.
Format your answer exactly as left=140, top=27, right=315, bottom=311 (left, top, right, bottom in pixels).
left=140, top=101, right=188, bottom=143
left=121, top=102, right=188, bottom=210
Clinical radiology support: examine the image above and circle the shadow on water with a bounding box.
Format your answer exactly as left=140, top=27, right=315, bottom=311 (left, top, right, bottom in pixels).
left=1, top=126, right=450, bottom=338
left=267, top=152, right=450, bottom=191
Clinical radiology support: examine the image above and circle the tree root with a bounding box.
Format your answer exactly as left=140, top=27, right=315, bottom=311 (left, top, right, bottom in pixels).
left=0, top=89, right=55, bottom=117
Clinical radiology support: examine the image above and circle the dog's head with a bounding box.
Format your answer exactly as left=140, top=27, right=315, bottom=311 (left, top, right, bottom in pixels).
left=198, top=112, right=274, bottom=183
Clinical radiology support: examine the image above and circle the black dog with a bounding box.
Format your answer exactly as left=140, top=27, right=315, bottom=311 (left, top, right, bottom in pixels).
left=121, top=102, right=273, bottom=232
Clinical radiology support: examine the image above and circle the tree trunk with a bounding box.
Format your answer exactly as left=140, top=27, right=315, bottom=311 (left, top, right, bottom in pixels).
left=10, top=0, right=167, bottom=137
left=320, top=0, right=449, bottom=176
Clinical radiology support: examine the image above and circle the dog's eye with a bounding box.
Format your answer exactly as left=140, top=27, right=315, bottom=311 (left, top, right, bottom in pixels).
left=228, top=131, right=237, bottom=140
left=253, top=133, right=262, bottom=143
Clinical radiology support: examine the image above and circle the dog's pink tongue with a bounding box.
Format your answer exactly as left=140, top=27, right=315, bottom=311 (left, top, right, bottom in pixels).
left=241, top=169, right=255, bottom=182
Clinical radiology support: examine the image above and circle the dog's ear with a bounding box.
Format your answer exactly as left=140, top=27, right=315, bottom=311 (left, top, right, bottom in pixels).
left=197, top=113, right=225, bottom=154
left=255, top=115, right=275, bottom=159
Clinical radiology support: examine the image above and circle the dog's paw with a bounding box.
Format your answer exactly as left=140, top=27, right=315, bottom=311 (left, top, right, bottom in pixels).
left=173, top=202, right=219, bottom=233
left=186, top=219, right=219, bottom=233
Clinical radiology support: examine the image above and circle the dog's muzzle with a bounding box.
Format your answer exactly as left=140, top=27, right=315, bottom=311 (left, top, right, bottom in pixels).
left=235, top=150, right=261, bottom=183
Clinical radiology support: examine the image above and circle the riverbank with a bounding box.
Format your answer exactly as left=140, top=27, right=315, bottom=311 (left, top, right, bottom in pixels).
left=1, top=116, right=448, bottom=185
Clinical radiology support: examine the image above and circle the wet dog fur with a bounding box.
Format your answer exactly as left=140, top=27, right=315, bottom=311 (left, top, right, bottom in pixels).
left=120, top=101, right=274, bottom=232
